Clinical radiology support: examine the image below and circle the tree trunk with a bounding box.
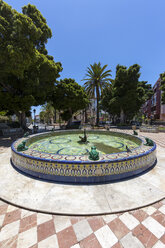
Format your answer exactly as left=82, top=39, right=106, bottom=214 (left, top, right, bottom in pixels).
left=59, top=110, right=61, bottom=128
left=96, top=86, right=100, bottom=126
left=120, top=109, right=125, bottom=123
left=112, top=115, right=114, bottom=124
left=54, top=109, right=56, bottom=123
left=85, top=108, right=88, bottom=123
left=67, top=108, right=73, bottom=126
left=16, top=111, right=27, bottom=130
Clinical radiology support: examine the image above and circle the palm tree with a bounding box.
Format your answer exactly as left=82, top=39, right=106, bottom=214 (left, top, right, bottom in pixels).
left=82, top=62, right=112, bottom=126
left=40, top=103, right=55, bottom=124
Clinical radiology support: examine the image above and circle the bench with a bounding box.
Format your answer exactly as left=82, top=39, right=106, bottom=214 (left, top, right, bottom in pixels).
left=66, top=121, right=81, bottom=129
left=2, top=128, right=24, bottom=137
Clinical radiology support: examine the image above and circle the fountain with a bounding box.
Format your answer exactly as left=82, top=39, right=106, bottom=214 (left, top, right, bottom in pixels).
left=11, top=129, right=156, bottom=184
left=78, top=129, right=88, bottom=143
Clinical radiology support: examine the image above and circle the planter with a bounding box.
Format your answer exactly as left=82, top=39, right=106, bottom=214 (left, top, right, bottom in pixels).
left=140, top=126, right=159, bottom=133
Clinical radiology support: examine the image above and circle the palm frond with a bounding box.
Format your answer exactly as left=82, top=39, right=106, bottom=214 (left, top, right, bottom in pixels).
left=82, top=62, right=112, bottom=101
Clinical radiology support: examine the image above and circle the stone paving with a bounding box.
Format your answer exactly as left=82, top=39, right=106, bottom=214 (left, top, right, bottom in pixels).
left=0, top=200, right=165, bottom=248
left=0, top=130, right=165, bottom=248
left=110, top=128, right=165, bottom=148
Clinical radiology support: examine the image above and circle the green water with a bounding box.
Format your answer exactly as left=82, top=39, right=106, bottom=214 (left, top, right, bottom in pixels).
left=28, top=133, right=139, bottom=155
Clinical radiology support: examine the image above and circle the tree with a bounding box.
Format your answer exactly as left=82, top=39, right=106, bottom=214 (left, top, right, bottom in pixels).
left=82, top=62, right=112, bottom=126
left=136, top=80, right=153, bottom=111
left=112, top=64, right=141, bottom=122
left=101, top=64, right=153, bottom=123
left=40, top=103, right=55, bottom=124
left=51, top=78, right=89, bottom=124
left=39, top=111, right=46, bottom=123
left=0, top=1, right=62, bottom=129
left=101, top=84, right=120, bottom=123
left=160, top=72, right=165, bottom=104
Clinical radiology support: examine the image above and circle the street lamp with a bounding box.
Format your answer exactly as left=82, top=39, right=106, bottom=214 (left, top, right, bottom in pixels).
left=33, top=109, right=36, bottom=127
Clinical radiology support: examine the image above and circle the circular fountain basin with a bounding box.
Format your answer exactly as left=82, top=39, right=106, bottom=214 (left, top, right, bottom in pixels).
left=11, top=130, right=156, bottom=184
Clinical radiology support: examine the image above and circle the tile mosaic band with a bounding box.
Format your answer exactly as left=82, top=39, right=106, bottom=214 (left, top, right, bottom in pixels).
left=11, top=131, right=157, bottom=183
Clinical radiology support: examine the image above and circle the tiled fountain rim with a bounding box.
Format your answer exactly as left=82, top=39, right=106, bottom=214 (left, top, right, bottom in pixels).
left=0, top=146, right=164, bottom=215
left=11, top=130, right=156, bottom=164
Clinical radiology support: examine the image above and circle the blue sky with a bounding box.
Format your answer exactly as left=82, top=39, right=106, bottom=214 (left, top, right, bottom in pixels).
left=6, top=0, right=165, bottom=114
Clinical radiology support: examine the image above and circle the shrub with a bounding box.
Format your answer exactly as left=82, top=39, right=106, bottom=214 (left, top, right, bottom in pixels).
left=7, top=122, right=20, bottom=128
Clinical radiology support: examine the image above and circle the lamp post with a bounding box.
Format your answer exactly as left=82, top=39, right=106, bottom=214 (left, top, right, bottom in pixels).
left=33, top=109, right=36, bottom=127
left=150, top=114, right=153, bottom=125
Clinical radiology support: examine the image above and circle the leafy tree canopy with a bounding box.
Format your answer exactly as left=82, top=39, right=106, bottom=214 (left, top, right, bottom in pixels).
left=0, top=1, right=62, bottom=127
left=101, top=84, right=120, bottom=117
left=101, top=64, right=153, bottom=122
left=160, top=72, right=165, bottom=104
left=52, top=78, right=89, bottom=121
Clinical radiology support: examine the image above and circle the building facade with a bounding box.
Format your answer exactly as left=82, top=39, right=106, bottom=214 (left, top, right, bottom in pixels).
left=143, top=78, right=165, bottom=121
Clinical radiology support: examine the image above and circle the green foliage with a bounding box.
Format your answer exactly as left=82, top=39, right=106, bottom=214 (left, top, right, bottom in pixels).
left=116, top=123, right=129, bottom=126
left=112, top=64, right=141, bottom=120
left=101, top=64, right=153, bottom=122
left=60, top=110, right=72, bottom=122
left=82, top=62, right=112, bottom=125
left=39, top=110, right=46, bottom=123
left=52, top=78, right=89, bottom=121
left=101, top=84, right=120, bottom=116
left=40, top=103, right=55, bottom=124
left=0, top=115, right=9, bottom=122
left=7, top=121, right=20, bottom=128
left=136, top=81, right=153, bottom=109
left=0, top=1, right=62, bottom=127
left=159, top=126, right=165, bottom=131
left=160, top=72, right=165, bottom=104
left=0, top=111, right=8, bottom=116
left=0, top=110, right=10, bottom=122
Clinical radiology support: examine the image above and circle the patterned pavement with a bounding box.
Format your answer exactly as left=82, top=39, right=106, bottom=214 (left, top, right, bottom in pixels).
left=0, top=130, right=165, bottom=248
left=0, top=200, right=165, bottom=248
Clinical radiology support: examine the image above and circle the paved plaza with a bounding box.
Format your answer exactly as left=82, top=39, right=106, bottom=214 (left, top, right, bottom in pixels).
left=0, top=130, right=165, bottom=248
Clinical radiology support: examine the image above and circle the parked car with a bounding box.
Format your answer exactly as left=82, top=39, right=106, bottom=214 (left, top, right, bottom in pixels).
left=66, top=121, right=81, bottom=129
